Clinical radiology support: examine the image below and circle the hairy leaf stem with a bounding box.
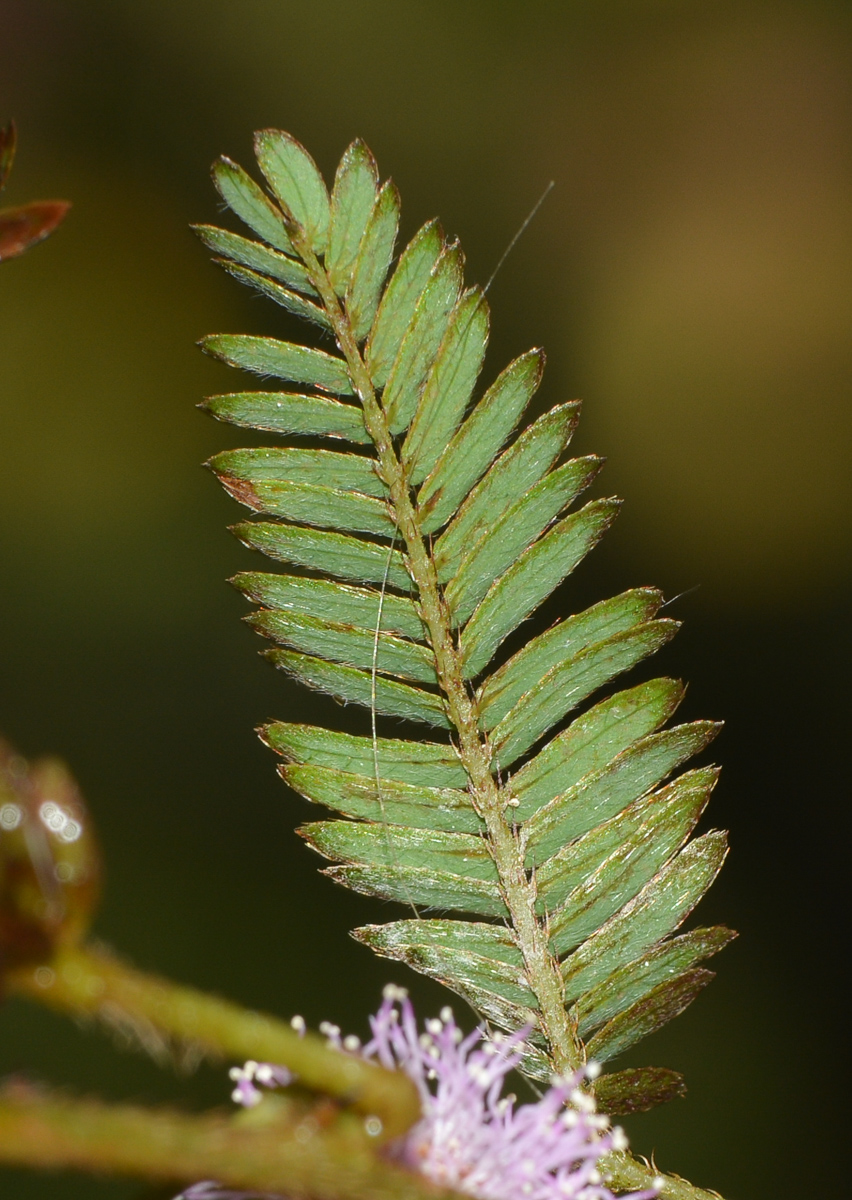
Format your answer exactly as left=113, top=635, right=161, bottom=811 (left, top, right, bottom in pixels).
left=6, top=943, right=419, bottom=1140
left=0, top=1084, right=457, bottom=1200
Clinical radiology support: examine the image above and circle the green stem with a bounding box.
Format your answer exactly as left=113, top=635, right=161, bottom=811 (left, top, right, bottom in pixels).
left=6, top=943, right=419, bottom=1140
left=0, top=1084, right=457, bottom=1200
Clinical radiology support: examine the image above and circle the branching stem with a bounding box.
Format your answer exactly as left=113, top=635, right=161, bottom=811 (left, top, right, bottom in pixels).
left=6, top=943, right=419, bottom=1140
left=0, top=1084, right=457, bottom=1200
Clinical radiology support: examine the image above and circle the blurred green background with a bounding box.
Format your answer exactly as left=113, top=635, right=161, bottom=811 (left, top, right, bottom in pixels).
left=1, top=2, right=850, bottom=1197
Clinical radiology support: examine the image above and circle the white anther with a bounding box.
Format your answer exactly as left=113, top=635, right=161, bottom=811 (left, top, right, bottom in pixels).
left=343, top=1035, right=361, bottom=1052
left=290, top=1015, right=306, bottom=1035
left=585, top=1061, right=601, bottom=1080
left=425, top=1018, right=443, bottom=1035
left=440, top=1006, right=453, bottom=1023
left=382, top=983, right=408, bottom=1001
left=611, top=1127, right=628, bottom=1151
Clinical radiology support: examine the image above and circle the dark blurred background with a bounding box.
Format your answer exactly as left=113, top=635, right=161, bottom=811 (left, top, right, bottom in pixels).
left=1, top=2, right=850, bottom=1197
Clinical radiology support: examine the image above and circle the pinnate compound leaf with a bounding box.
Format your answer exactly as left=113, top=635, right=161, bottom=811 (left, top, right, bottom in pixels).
left=200, top=130, right=733, bottom=1104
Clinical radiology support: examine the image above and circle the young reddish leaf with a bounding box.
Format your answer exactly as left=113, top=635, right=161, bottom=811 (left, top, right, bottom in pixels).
left=0, top=120, right=17, bottom=192
left=0, top=200, right=70, bottom=262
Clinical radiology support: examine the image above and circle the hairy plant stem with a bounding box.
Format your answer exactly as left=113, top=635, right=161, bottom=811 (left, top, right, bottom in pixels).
left=294, top=233, right=726, bottom=1200
left=0, top=1084, right=458, bottom=1200
left=6, top=942, right=419, bottom=1140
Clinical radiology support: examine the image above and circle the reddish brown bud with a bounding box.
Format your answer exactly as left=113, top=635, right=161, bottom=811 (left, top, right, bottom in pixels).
left=0, top=741, right=101, bottom=969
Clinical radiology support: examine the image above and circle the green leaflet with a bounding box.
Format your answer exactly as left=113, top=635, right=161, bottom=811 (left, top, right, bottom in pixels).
left=366, top=220, right=444, bottom=387
left=536, top=766, right=715, bottom=915
left=215, top=261, right=331, bottom=329
left=261, top=724, right=466, bottom=788
left=418, top=351, right=548, bottom=534
left=355, top=918, right=524, bottom=966
left=254, top=130, right=330, bottom=254
left=202, top=392, right=369, bottom=442
left=595, top=1068, right=687, bottom=1116
left=510, top=678, right=685, bottom=817
left=434, top=404, right=579, bottom=584
left=326, top=139, right=379, bottom=296
left=545, top=769, right=718, bottom=955
left=282, top=764, right=482, bottom=834
left=382, top=244, right=464, bottom=434
left=210, top=447, right=386, bottom=497
left=347, top=181, right=401, bottom=342
left=193, top=225, right=316, bottom=294
left=250, top=610, right=437, bottom=684
left=233, top=573, right=424, bottom=639
left=366, top=942, right=537, bottom=1013
left=232, top=522, right=412, bottom=590
left=574, top=925, right=736, bottom=1037
left=302, top=820, right=498, bottom=883
left=445, top=456, right=603, bottom=626
left=267, top=649, right=450, bottom=728
left=479, top=589, right=663, bottom=732
left=402, top=289, right=490, bottom=484
left=489, top=621, right=680, bottom=769
left=585, top=969, right=715, bottom=1062
left=201, top=334, right=353, bottom=395
left=460, top=499, right=622, bottom=679
left=223, top=478, right=394, bottom=537
left=212, top=156, right=295, bottom=255
left=325, top=863, right=507, bottom=917
left=202, top=131, right=732, bottom=1101
left=525, top=729, right=720, bottom=865
left=561, top=831, right=729, bottom=1002
left=356, top=922, right=534, bottom=1018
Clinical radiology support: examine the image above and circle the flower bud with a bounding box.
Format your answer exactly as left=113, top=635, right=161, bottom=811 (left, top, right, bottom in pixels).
left=0, top=740, right=101, bottom=968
